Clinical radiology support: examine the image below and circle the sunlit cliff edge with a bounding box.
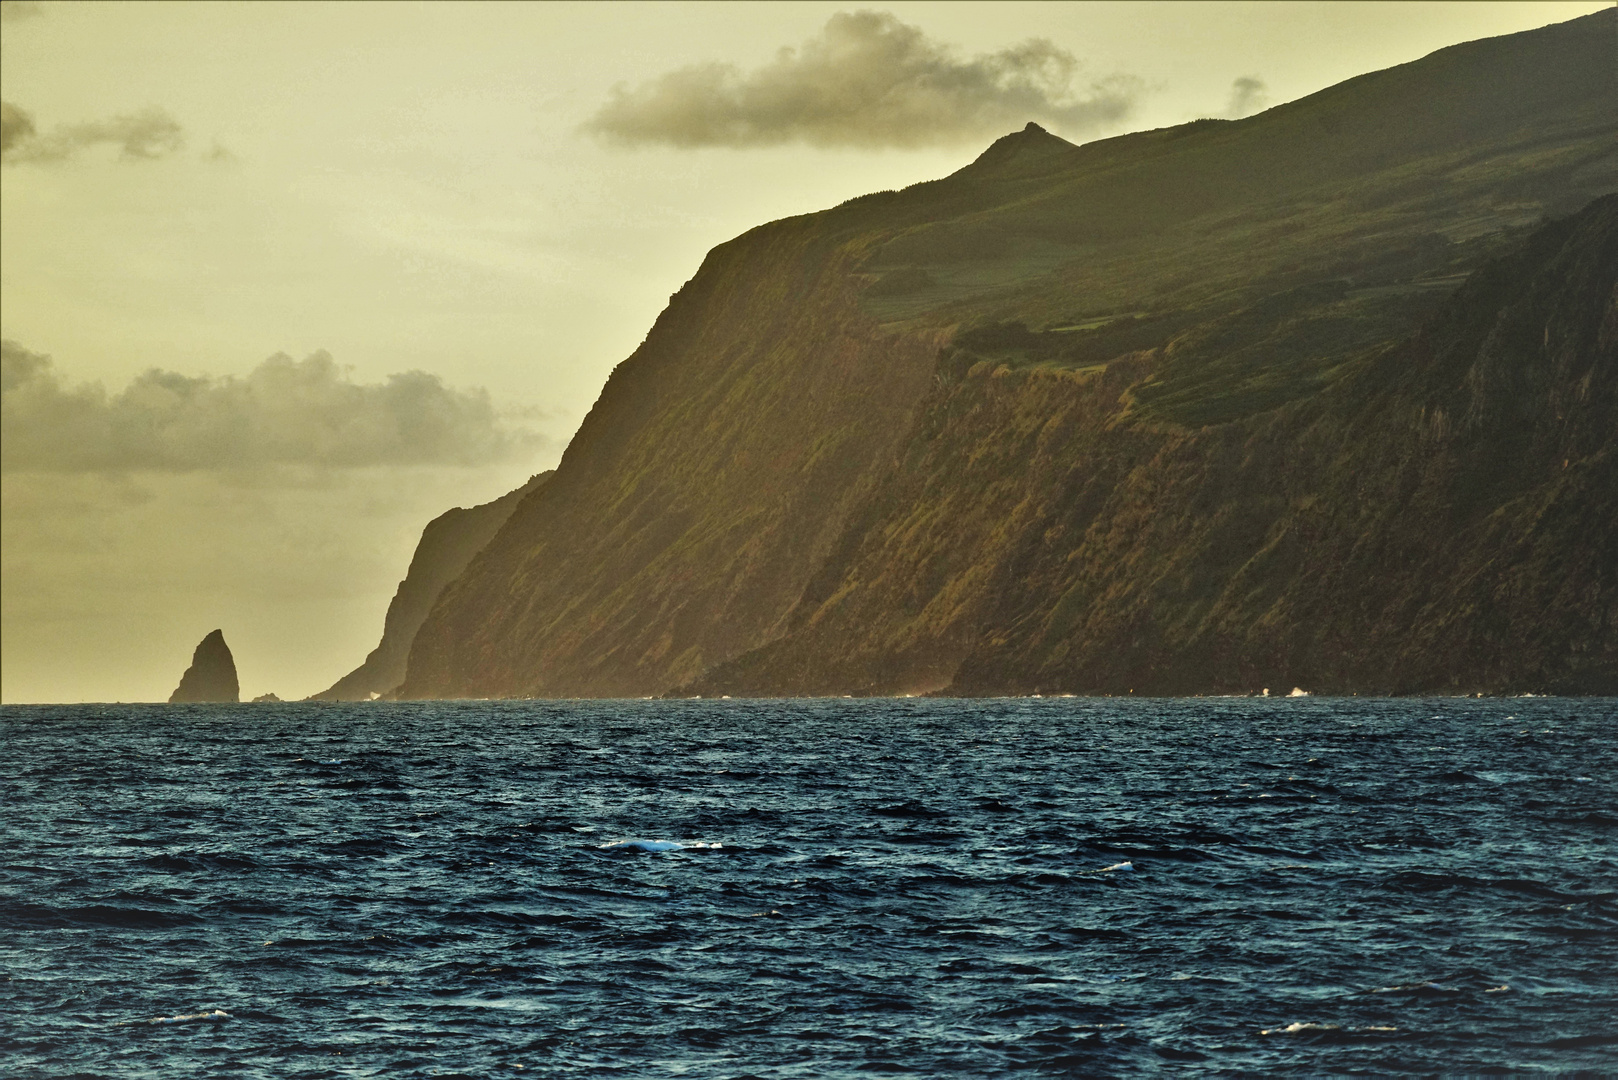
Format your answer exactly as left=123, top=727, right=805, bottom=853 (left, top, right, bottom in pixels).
left=376, top=11, right=1613, bottom=699
left=310, top=473, right=552, bottom=701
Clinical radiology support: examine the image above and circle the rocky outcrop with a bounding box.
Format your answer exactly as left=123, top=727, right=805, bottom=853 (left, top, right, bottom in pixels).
left=169, top=630, right=239, bottom=703
left=396, top=11, right=1616, bottom=699
left=310, top=472, right=552, bottom=700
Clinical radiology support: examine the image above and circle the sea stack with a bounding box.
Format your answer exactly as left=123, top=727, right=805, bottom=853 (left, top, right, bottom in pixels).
left=168, top=630, right=240, bottom=703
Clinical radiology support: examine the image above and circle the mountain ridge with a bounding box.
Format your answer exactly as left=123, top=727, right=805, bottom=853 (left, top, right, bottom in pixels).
left=388, top=11, right=1616, bottom=699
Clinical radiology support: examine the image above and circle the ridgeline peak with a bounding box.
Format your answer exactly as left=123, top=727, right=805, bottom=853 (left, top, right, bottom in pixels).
left=961, top=121, right=1078, bottom=180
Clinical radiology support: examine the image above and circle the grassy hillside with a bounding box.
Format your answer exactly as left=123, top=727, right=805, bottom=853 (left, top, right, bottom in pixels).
left=400, top=11, right=1616, bottom=699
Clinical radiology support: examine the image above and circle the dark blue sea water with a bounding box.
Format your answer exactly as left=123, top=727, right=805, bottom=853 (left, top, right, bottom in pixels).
left=2, top=698, right=1615, bottom=1077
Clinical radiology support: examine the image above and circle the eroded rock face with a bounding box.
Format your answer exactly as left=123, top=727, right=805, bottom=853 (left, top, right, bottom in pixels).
left=169, top=630, right=240, bottom=703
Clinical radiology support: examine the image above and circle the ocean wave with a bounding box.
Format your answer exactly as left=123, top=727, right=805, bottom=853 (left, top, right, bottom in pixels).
left=598, top=839, right=723, bottom=852
left=7, top=695, right=1613, bottom=1076
left=1260, top=1022, right=1397, bottom=1036
left=139, top=1009, right=231, bottom=1025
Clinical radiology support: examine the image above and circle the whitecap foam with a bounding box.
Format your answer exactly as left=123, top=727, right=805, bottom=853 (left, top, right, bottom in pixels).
left=599, top=839, right=722, bottom=852
left=1261, top=1021, right=1397, bottom=1035
left=147, top=1009, right=230, bottom=1025
left=1261, top=1022, right=1338, bottom=1035
left=1370, top=980, right=1454, bottom=994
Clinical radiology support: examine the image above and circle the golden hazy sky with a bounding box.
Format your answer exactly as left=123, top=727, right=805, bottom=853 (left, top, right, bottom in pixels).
left=0, top=1, right=1604, bottom=702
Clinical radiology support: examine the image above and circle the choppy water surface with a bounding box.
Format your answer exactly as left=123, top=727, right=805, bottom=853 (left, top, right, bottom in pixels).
left=3, top=698, right=1615, bottom=1077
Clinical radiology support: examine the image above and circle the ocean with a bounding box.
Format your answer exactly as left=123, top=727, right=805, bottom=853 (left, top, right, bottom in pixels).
left=2, top=697, right=1614, bottom=1077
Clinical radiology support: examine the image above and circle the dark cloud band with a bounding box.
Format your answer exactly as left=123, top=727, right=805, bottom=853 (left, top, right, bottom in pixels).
left=1, top=101, right=185, bottom=165
left=583, top=10, right=1140, bottom=149
left=1, top=341, right=541, bottom=472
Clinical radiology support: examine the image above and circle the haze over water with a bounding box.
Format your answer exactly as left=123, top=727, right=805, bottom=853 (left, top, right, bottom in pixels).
left=3, top=697, right=1614, bottom=1076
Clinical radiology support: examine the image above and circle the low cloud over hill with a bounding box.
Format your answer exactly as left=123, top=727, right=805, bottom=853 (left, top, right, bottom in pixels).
left=584, top=11, right=1138, bottom=149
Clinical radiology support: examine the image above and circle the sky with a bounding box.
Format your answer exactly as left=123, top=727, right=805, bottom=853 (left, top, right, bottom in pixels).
left=1, top=0, right=1605, bottom=703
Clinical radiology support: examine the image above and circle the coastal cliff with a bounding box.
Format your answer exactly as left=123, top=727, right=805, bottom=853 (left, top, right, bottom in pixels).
left=312, top=472, right=551, bottom=700
left=397, top=11, right=1617, bottom=698
left=697, top=198, right=1617, bottom=696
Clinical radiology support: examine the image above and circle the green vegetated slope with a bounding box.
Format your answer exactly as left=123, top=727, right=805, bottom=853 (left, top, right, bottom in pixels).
left=401, top=11, right=1617, bottom=699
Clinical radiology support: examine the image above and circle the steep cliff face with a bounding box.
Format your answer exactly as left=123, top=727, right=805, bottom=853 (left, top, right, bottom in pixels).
left=312, top=472, right=551, bottom=700
left=699, top=197, right=1617, bottom=696
left=400, top=231, right=942, bottom=697
left=169, top=629, right=239, bottom=703
left=401, top=11, right=1617, bottom=699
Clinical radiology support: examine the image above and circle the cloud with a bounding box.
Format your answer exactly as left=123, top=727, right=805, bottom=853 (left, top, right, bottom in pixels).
left=1225, top=76, right=1269, bottom=119
left=0, top=1, right=43, bottom=22
left=1, top=102, right=185, bottom=164
left=1, top=101, right=36, bottom=155
left=2, top=340, right=543, bottom=472
left=583, top=10, right=1139, bottom=149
